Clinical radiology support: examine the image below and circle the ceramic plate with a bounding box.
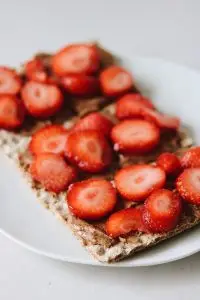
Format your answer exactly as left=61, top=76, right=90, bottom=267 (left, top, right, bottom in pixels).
left=1, top=55, right=200, bottom=267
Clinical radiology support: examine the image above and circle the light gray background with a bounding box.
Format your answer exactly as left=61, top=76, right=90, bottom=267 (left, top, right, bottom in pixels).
left=1, top=0, right=200, bottom=299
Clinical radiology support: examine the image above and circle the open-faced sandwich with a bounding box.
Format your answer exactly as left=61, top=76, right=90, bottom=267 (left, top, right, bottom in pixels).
left=0, top=42, right=200, bottom=263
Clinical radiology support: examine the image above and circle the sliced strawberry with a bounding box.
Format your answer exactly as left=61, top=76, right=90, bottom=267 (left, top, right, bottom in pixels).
left=180, top=147, right=200, bottom=169
left=29, top=125, right=69, bottom=156
left=25, top=58, right=48, bottom=83
left=157, top=152, right=181, bottom=177
left=105, top=206, right=148, bottom=238
left=116, top=93, right=154, bottom=120
left=111, top=119, right=160, bottom=154
left=176, top=168, right=200, bottom=205
left=0, top=67, right=21, bottom=95
left=65, top=130, right=112, bottom=173
left=67, top=179, right=117, bottom=220
left=61, top=74, right=99, bottom=97
left=21, top=81, right=63, bottom=118
left=30, top=153, right=77, bottom=193
left=142, top=107, right=180, bottom=130
left=52, top=44, right=100, bottom=76
left=100, top=66, right=133, bottom=97
left=115, top=164, right=166, bottom=201
left=0, top=95, right=25, bottom=129
left=143, top=189, right=182, bottom=233
left=72, top=112, right=113, bottom=137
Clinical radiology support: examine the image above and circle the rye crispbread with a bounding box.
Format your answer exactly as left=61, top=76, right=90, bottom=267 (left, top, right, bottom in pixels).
left=0, top=44, right=199, bottom=263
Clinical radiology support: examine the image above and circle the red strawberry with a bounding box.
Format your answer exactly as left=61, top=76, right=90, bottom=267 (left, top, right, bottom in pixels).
left=29, top=125, right=69, bottom=156
left=30, top=153, right=77, bottom=193
left=142, top=107, right=180, bottom=130
left=25, top=58, right=47, bottom=83
left=115, top=164, right=166, bottom=201
left=105, top=206, right=148, bottom=238
left=61, top=74, right=99, bottom=97
left=21, top=81, right=63, bottom=118
left=157, top=152, right=181, bottom=177
left=65, top=130, right=112, bottom=173
left=176, top=168, right=200, bottom=205
left=100, top=66, right=133, bottom=97
left=111, top=119, right=160, bottom=154
left=116, top=93, right=154, bottom=120
left=143, top=189, right=182, bottom=233
left=180, top=147, right=200, bottom=169
left=72, top=112, right=113, bottom=137
left=67, top=179, right=117, bottom=220
left=0, top=67, right=21, bottom=95
left=0, top=95, right=25, bottom=129
left=52, top=44, right=100, bottom=76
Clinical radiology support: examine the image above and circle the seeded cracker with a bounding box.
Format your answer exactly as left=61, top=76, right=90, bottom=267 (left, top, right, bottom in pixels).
left=0, top=44, right=200, bottom=263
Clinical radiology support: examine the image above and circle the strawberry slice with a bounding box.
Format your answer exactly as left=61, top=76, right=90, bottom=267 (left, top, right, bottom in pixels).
left=100, top=66, right=133, bottom=97
left=21, top=81, right=63, bottom=118
left=0, top=95, right=25, bottom=129
left=176, top=168, right=200, bottom=205
left=25, top=58, right=48, bottom=83
left=180, top=147, right=200, bottom=169
left=67, top=179, right=117, bottom=220
left=52, top=44, right=100, bottom=76
left=30, top=153, right=77, bottom=193
left=111, top=119, right=160, bottom=154
left=61, top=74, right=99, bottom=97
left=0, top=67, right=21, bottom=95
left=105, top=206, right=148, bottom=238
left=143, top=189, right=182, bottom=233
left=72, top=112, right=113, bottom=137
left=142, top=107, right=180, bottom=130
left=65, top=130, right=112, bottom=173
left=29, top=125, right=69, bottom=156
left=116, top=93, right=154, bottom=120
left=115, top=164, right=166, bottom=201
left=157, top=152, right=181, bottom=177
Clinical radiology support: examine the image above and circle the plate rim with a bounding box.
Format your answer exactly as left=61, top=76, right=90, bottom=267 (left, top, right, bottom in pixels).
left=1, top=225, right=200, bottom=267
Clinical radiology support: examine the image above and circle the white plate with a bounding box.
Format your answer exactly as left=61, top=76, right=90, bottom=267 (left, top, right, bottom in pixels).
left=1, top=55, right=200, bottom=267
